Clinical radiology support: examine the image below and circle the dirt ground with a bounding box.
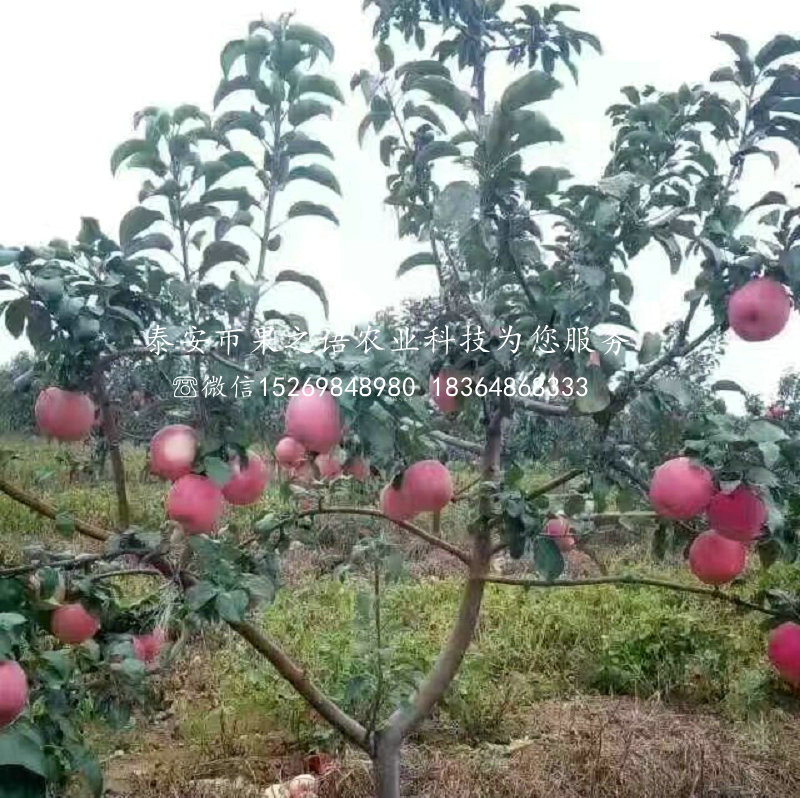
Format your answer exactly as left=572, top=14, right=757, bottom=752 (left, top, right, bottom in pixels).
left=104, top=694, right=800, bottom=797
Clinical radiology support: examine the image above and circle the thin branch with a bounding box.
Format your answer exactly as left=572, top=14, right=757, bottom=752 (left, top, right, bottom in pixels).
left=89, top=568, right=163, bottom=582
left=292, top=507, right=471, bottom=565
left=0, top=553, right=112, bottom=579
left=0, top=475, right=110, bottom=542
left=229, top=619, right=369, bottom=750
left=482, top=573, right=783, bottom=617
left=515, top=396, right=570, bottom=416
left=93, top=368, right=130, bottom=529
left=430, top=430, right=482, bottom=455
left=528, top=468, right=583, bottom=500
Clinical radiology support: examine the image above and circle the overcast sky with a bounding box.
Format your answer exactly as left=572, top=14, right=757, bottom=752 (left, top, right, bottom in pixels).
left=0, top=0, right=798, bottom=406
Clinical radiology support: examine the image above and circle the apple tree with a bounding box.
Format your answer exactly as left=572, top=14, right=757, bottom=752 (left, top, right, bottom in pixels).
left=1, top=5, right=800, bottom=798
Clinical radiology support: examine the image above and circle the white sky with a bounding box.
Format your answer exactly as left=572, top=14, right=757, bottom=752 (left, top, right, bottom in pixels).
left=0, top=0, right=798, bottom=406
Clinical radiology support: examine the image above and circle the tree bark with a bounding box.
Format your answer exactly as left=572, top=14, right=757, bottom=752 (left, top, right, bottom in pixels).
left=373, top=734, right=401, bottom=798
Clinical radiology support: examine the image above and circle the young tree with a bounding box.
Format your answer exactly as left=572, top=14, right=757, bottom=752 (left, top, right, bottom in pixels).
left=1, top=5, right=800, bottom=797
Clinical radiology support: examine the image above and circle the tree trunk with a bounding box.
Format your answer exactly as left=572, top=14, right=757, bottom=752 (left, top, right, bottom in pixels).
left=373, top=736, right=401, bottom=798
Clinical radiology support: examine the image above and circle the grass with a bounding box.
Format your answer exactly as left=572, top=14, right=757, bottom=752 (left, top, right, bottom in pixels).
left=3, top=436, right=800, bottom=795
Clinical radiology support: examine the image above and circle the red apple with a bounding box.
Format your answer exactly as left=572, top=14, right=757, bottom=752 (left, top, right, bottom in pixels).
left=51, top=603, right=100, bottom=645
left=728, top=278, right=792, bottom=342
left=380, top=484, right=413, bottom=522
left=706, top=485, right=766, bottom=542
left=132, top=629, right=166, bottom=666
left=402, top=460, right=453, bottom=513
left=344, top=456, right=370, bottom=482
left=275, top=436, right=306, bottom=468
left=167, top=474, right=224, bottom=534
left=766, top=404, right=787, bottom=420
left=688, top=530, right=747, bottom=585
left=648, top=457, right=714, bottom=519
left=768, top=622, right=800, bottom=686
left=35, top=387, right=96, bottom=442
left=429, top=369, right=469, bottom=415
left=284, top=388, right=341, bottom=454
left=545, top=517, right=575, bottom=551
left=223, top=452, right=269, bottom=506
left=149, top=424, right=197, bottom=482
left=315, top=453, right=342, bottom=480
left=0, top=661, right=27, bottom=729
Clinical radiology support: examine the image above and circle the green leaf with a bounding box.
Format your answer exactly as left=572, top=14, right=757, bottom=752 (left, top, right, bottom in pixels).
left=746, top=419, right=788, bottom=444
left=509, top=111, right=562, bottom=150
left=213, top=76, right=252, bottom=109
left=711, top=379, right=746, bottom=394
left=185, top=581, right=218, bottom=611
left=403, top=102, right=447, bottom=132
left=199, top=242, right=249, bottom=280
left=408, top=76, right=472, bottom=120
left=181, top=203, right=220, bottom=225
left=574, top=368, right=610, bottom=414
left=0, top=249, right=20, bottom=266
left=396, top=60, right=451, bottom=84
left=532, top=536, right=565, bottom=581
left=286, top=164, right=341, bottom=195
left=638, top=332, right=661, bottom=364
left=203, top=455, right=231, bottom=486
left=173, top=104, right=210, bottom=127
left=0, top=723, right=48, bottom=779
left=500, top=71, right=561, bottom=113
left=434, top=181, right=478, bottom=229
left=287, top=201, right=339, bottom=226
left=288, top=99, right=332, bottom=127
left=760, top=441, right=781, bottom=468
left=398, top=252, right=436, bottom=277
left=744, top=191, right=787, bottom=218
left=755, top=35, right=800, bottom=69
left=123, top=233, right=173, bottom=257
left=119, top=207, right=163, bottom=248
left=201, top=187, right=259, bottom=209
left=283, top=134, right=334, bottom=160
left=5, top=298, right=28, bottom=338
left=110, top=139, right=155, bottom=174
left=653, top=232, right=682, bottom=274
left=0, top=614, right=25, bottom=631
left=710, top=66, right=738, bottom=83
left=526, top=166, right=571, bottom=198
left=221, top=39, right=246, bottom=77
left=54, top=512, right=75, bottom=536
left=284, top=24, right=335, bottom=61
left=215, top=589, right=249, bottom=623
left=613, top=272, right=634, bottom=304
left=215, top=110, right=263, bottom=139
left=274, top=270, right=329, bottom=317
left=296, top=74, right=344, bottom=103
left=245, top=35, right=270, bottom=83
left=417, top=141, right=461, bottom=164
left=654, top=377, right=691, bottom=406
left=713, top=33, right=749, bottom=61
left=375, top=42, right=394, bottom=73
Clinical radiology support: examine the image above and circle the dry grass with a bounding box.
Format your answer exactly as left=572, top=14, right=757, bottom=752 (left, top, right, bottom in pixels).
left=109, top=695, right=800, bottom=797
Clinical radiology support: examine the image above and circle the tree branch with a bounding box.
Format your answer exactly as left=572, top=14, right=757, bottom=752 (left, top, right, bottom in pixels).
left=515, top=396, right=570, bottom=416
left=288, top=507, right=471, bottom=565
left=229, top=619, right=369, bottom=750
left=482, top=573, right=783, bottom=617
left=93, top=368, right=130, bottom=529
left=430, top=430, right=482, bottom=455
left=0, top=475, right=110, bottom=542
